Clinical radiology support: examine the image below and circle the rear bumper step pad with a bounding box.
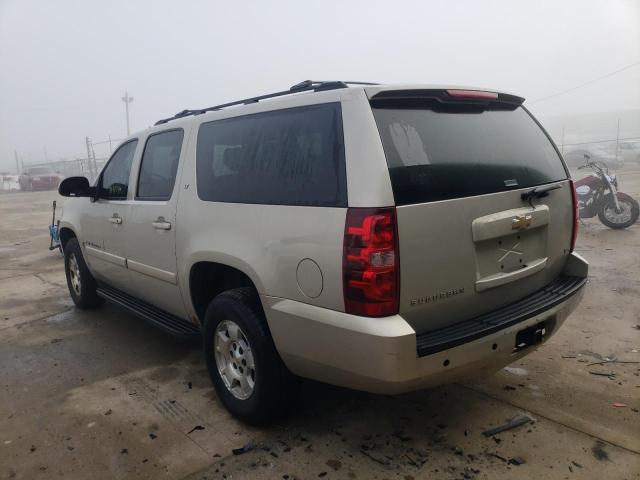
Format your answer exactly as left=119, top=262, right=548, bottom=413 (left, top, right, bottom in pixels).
left=97, top=285, right=200, bottom=338
left=416, top=275, right=586, bottom=357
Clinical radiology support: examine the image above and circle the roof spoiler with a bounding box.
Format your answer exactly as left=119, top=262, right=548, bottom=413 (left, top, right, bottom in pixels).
left=370, top=89, right=525, bottom=106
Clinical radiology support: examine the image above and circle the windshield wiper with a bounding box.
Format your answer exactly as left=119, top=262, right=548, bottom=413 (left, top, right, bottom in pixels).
left=521, top=183, right=561, bottom=206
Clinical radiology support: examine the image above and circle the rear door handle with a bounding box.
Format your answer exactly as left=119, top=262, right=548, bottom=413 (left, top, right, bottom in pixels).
left=108, top=214, right=122, bottom=225
left=152, top=217, right=171, bottom=230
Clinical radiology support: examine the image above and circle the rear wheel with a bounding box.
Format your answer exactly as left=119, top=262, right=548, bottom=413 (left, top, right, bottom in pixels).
left=64, top=238, right=104, bottom=309
left=203, top=288, right=292, bottom=425
left=598, top=193, right=639, bottom=229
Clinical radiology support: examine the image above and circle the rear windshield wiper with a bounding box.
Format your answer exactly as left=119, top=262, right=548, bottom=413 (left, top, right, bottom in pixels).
left=521, top=183, right=561, bottom=206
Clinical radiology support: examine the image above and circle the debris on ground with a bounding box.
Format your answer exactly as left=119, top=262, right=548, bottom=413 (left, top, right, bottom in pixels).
left=508, top=456, right=526, bottom=466
left=591, top=441, right=610, bottom=461
left=589, top=371, right=616, bottom=378
left=187, top=425, right=205, bottom=434
left=502, top=366, right=528, bottom=376
left=588, top=360, right=640, bottom=366
left=104, top=409, right=113, bottom=416
left=148, top=433, right=157, bottom=440
left=485, top=452, right=507, bottom=462
left=612, top=402, right=627, bottom=408
left=232, top=440, right=256, bottom=455
left=482, top=414, right=535, bottom=437
left=359, top=448, right=390, bottom=466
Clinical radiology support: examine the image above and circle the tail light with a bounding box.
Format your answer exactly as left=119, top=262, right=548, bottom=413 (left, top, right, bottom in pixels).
left=446, top=89, right=498, bottom=100
left=343, top=207, right=399, bottom=317
left=569, top=180, right=579, bottom=252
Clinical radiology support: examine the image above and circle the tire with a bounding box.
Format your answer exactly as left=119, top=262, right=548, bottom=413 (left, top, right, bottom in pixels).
left=598, top=192, right=640, bottom=229
left=202, top=288, right=292, bottom=425
left=64, top=238, right=104, bottom=309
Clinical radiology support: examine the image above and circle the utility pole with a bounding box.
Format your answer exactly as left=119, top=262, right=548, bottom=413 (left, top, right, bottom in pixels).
left=121, top=92, right=134, bottom=136
left=85, top=136, right=97, bottom=181
left=14, top=150, right=20, bottom=174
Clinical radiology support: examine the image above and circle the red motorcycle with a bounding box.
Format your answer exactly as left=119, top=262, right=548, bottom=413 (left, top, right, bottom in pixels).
left=574, top=155, right=639, bottom=229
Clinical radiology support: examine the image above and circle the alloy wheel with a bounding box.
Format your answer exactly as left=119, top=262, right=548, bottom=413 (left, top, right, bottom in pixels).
left=68, top=253, right=82, bottom=296
left=214, top=320, right=256, bottom=400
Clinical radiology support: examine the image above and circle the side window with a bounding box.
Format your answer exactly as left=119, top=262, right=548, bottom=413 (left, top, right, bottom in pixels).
left=137, top=129, right=184, bottom=200
left=196, top=103, right=346, bottom=207
left=100, top=140, right=138, bottom=199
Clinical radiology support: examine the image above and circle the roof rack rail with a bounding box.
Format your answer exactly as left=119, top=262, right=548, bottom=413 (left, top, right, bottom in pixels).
left=154, top=80, right=379, bottom=125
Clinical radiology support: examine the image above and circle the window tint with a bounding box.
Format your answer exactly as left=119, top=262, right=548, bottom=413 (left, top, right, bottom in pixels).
left=196, top=103, right=346, bottom=207
left=372, top=104, right=567, bottom=205
left=137, top=129, right=184, bottom=200
left=100, top=140, right=138, bottom=199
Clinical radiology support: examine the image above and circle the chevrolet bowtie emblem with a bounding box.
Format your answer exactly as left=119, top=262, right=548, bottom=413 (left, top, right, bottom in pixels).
left=511, top=214, right=532, bottom=230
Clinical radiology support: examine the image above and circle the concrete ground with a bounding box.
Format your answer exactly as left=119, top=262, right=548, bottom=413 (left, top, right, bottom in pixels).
left=1, top=168, right=639, bottom=480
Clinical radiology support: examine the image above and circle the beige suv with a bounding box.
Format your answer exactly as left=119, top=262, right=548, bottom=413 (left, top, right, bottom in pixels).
left=58, top=80, right=588, bottom=424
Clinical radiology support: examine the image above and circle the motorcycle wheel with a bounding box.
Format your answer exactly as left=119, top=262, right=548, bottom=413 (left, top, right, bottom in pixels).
left=598, top=192, right=640, bottom=229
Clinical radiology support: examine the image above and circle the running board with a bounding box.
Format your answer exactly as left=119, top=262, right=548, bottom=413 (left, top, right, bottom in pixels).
left=96, top=284, right=201, bottom=339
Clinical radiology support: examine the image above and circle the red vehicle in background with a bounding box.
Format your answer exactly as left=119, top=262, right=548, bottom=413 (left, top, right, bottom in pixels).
left=18, top=166, right=64, bottom=191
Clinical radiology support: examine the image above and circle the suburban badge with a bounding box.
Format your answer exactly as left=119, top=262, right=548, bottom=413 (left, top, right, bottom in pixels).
left=410, top=287, right=465, bottom=306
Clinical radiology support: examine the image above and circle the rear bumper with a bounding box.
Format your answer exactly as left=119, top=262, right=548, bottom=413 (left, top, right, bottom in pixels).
left=263, top=252, right=588, bottom=394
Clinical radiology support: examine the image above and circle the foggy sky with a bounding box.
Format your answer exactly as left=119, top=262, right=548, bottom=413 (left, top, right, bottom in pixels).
left=0, top=0, right=639, bottom=170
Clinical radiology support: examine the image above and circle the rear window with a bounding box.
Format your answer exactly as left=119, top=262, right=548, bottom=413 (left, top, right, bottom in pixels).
left=372, top=103, right=567, bottom=205
left=137, top=129, right=184, bottom=200
left=196, top=103, right=346, bottom=207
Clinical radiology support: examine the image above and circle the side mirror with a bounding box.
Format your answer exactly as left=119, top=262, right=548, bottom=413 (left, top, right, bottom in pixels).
left=58, top=176, right=95, bottom=197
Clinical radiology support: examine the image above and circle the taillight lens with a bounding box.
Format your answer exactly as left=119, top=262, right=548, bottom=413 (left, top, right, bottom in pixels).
left=343, top=207, right=399, bottom=317
left=446, top=89, right=498, bottom=100
left=569, top=180, right=579, bottom=252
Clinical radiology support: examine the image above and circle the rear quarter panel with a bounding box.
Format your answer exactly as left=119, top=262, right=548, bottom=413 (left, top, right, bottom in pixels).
left=175, top=91, right=381, bottom=320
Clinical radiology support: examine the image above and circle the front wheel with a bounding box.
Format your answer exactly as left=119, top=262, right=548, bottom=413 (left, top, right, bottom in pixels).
left=598, top=192, right=640, bottom=229
left=64, top=238, right=104, bottom=309
left=202, top=288, right=293, bottom=425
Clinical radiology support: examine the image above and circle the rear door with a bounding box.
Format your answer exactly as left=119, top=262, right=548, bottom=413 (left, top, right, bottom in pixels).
left=126, top=128, right=187, bottom=318
left=369, top=90, right=572, bottom=334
